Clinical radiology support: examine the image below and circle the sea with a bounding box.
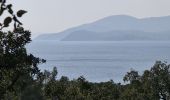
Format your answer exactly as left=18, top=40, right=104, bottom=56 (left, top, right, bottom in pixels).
left=27, top=40, right=170, bottom=83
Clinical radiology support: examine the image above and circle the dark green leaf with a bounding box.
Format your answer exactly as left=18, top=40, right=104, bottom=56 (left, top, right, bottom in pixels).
left=17, top=10, right=27, bottom=17
left=3, top=17, right=12, bottom=27
left=7, top=4, right=12, bottom=8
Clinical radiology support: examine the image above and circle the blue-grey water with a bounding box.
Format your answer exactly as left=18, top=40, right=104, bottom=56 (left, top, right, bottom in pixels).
left=27, top=41, right=170, bottom=83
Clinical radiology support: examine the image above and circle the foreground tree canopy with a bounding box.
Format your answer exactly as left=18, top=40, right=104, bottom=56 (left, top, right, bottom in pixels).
left=0, top=0, right=45, bottom=99
left=0, top=1, right=170, bottom=100
left=41, top=61, right=170, bottom=100
left=2, top=61, right=167, bottom=100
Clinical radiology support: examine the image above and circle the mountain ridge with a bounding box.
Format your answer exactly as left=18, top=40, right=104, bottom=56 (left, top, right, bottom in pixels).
left=35, top=15, right=170, bottom=41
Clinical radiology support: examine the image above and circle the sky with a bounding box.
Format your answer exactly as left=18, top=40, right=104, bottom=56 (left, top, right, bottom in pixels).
left=8, top=0, right=170, bottom=37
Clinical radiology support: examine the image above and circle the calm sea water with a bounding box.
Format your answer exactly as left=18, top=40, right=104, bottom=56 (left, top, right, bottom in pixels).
left=27, top=41, right=170, bottom=83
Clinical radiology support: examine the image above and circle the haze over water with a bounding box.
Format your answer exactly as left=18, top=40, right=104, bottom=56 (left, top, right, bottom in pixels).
left=27, top=40, right=170, bottom=83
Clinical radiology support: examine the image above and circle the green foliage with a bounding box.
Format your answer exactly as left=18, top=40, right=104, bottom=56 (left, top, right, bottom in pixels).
left=17, top=10, right=27, bottom=17
left=121, top=61, right=170, bottom=100
left=41, top=61, right=170, bottom=100
left=0, top=0, right=45, bottom=99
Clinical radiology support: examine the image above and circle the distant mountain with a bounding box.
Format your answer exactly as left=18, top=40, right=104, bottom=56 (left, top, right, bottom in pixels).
left=62, top=30, right=170, bottom=41
left=36, top=15, right=170, bottom=41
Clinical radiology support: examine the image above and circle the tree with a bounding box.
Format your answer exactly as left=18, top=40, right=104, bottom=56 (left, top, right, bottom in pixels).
left=149, top=61, right=170, bottom=100
left=0, top=0, right=45, bottom=99
left=122, top=61, right=170, bottom=100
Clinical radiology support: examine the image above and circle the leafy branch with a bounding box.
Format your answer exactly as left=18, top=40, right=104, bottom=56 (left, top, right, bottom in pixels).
left=0, top=0, right=27, bottom=31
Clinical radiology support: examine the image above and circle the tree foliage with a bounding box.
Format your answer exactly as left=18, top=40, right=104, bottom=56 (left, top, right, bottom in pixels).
left=0, top=0, right=45, bottom=99
left=41, top=61, right=170, bottom=100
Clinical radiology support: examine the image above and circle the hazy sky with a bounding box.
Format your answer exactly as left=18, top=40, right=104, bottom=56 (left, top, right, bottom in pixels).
left=9, top=0, right=170, bottom=37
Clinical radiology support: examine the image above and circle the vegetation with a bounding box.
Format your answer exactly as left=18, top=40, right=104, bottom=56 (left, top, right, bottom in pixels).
left=1, top=61, right=169, bottom=100
left=41, top=61, right=170, bottom=100
left=0, top=0, right=45, bottom=99
left=0, top=1, right=170, bottom=100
